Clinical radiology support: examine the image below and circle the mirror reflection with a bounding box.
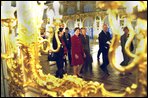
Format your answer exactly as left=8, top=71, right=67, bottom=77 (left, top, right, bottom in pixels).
left=1, top=1, right=146, bottom=97
left=38, top=1, right=138, bottom=93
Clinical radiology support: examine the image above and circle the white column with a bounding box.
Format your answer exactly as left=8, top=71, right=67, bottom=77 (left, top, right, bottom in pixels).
left=124, top=18, right=127, bottom=27
left=1, top=1, right=16, bottom=19
left=38, top=1, right=48, bottom=26
left=117, top=14, right=120, bottom=26
left=53, top=1, right=62, bottom=19
left=61, top=4, right=64, bottom=14
left=79, top=18, right=82, bottom=28
left=17, top=1, right=39, bottom=43
left=1, top=25, right=9, bottom=97
left=1, top=1, right=16, bottom=97
left=77, top=1, right=80, bottom=11
left=93, top=17, right=97, bottom=35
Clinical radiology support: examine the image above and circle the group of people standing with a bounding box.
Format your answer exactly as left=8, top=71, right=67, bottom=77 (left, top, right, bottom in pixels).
left=44, top=27, right=92, bottom=78
left=71, top=27, right=93, bottom=78
left=97, top=24, right=134, bottom=76
left=40, top=23, right=134, bottom=79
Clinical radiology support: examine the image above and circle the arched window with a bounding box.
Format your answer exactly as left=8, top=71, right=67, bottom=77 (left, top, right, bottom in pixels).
left=67, top=7, right=75, bottom=15
left=84, top=4, right=93, bottom=12
left=83, top=17, right=94, bottom=39
left=67, top=20, right=75, bottom=35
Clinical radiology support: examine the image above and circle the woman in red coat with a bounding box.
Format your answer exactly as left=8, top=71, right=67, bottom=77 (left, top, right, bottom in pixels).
left=71, top=27, right=86, bottom=77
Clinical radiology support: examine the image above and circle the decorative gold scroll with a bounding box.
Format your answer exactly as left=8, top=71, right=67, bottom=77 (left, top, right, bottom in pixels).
left=1, top=1, right=147, bottom=97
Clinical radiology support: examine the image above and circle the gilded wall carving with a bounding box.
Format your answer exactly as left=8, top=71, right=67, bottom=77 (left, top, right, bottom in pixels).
left=1, top=1, right=147, bottom=97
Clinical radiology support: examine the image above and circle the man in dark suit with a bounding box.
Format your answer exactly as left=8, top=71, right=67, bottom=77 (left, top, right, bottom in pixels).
left=52, top=28, right=68, bottom=78
left=98, top=24, right=111, bottom=76
left=63, top=27, right=72, bottom=69
left=97, top=26, right=112, bottom=61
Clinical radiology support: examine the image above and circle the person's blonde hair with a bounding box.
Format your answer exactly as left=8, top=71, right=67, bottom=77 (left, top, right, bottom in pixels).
left=102, top=23, right=108, bottom=28
left=81, top=27, right=86, bottom=30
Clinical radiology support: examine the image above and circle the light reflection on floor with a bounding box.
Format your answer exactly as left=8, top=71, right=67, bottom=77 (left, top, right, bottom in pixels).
left=90, top=41, right=123, bottom=75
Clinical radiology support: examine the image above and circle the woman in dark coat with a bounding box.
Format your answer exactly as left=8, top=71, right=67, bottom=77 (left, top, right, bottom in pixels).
left=120, top=26, right=134, bottom=66
left=71, top=27, right=86, bottom=77
left=79, top=27, right=93, bottom=74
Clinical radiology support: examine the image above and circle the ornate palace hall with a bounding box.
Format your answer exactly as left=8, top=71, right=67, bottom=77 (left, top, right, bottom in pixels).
left=1, top=1, right=147, bottom=97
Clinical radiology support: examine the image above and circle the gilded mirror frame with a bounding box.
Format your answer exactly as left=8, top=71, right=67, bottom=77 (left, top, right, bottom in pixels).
left=1, top=1, right=147, bottom=97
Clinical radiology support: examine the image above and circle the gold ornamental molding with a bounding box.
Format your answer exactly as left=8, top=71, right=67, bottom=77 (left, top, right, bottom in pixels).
left=1, top=1, right=147, bottom=97
left=63, top=12, right=98, bottom=23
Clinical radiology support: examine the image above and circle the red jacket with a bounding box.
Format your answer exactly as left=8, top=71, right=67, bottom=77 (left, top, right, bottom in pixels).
left=59, top=36, right=68, bottom=56
left=71, top=34, right=84, bottom=66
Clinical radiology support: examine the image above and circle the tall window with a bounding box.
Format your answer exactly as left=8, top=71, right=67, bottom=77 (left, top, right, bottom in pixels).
left=67, top=20, right=75, bottom=35
left=84, top=4, right=93, bottom=12
left=67, top=7, right=75, bottom=15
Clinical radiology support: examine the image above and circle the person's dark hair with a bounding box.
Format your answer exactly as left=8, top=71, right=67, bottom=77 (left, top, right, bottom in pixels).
left=123, top=26, right=129, bottom=31
left=65, top=27, right=69, bottom=30
left=81, top=27, right=86, bottom=30
left=40, top=27, right=46, bottom=31
left=14, top=11, right=17, bottom=18
left=58, top=28, right=64, bottom=34
left=74, top=27, right=80, bottom=32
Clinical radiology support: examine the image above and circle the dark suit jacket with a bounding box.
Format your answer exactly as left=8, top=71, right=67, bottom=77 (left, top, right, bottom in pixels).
left=121, top=33, right=134, bottom=52
left=63, top=33, right=71, bottom=50
left=52, top=34, right=67, bottom=59
left=79, top=34, right=90, bottom=53
left=98, top=30, right=111, bottom=51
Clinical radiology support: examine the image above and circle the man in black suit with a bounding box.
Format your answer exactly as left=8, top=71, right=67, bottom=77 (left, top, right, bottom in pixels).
left=62, top=27, right=72, bottom=69
left=98, top=24, right=111, bottom=76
